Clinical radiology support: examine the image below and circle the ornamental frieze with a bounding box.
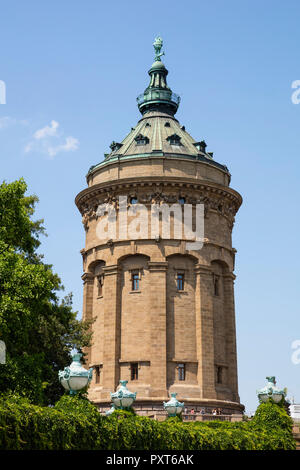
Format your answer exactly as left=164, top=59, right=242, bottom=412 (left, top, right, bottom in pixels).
left=80, top=186, right=238, bottom=232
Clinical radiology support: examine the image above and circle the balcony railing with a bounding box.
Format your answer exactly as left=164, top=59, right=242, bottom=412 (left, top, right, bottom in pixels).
left=137, top=91, right=180, bottom=106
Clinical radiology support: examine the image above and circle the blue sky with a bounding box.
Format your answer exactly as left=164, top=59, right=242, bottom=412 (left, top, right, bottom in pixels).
left=1, top=0, right=300, bottom=414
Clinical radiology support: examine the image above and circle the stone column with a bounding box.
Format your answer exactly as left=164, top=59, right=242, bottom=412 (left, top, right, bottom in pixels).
left=223, top=272, right=239, bottom=402
left=195, top=264, right=217, bottom=399
left=101, top=264, right=121, bottom=397
left=148, top=261, right=168, bottom=398
left=81, top=272, right=94, bottom=365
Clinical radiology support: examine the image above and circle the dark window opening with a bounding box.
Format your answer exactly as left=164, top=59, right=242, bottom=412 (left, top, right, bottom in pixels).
left=134, top=133, right=149, bottom=146
left=95, top=366, right=101, bottom=384
left=217, top=366, right=222, bottom=384
left=131, top=363, right=138, bottom=380
left=193, top=140, right=207, bottom=153
left=132, top=272, right=140, bottom=291
left=178, top=197, right=185, bottom=205
left=176, top=273, right=184, bottom=291
left=167, top=133, right=182, bottom=146
left=97, top=274, right=104, bottom=297
left=214, top=276, right=219, bottom=296
left=178, top=363, right=185, bottom=381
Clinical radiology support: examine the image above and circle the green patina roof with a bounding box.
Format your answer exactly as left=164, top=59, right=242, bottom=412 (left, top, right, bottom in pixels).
left=87, top=37, right=229, bottom=176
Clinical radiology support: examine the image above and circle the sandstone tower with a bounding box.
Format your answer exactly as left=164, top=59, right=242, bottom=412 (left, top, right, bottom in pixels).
left=75, top=38, right=243, bottom=414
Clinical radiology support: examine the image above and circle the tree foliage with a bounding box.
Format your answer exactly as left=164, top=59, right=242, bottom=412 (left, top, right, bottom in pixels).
left=0, top=179, right=92, bottom=404
left=0, top=396, right=296, bottom=450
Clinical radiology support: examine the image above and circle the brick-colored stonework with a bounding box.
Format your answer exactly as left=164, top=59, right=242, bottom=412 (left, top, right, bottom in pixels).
left=75, top=47, right=244, bottom=414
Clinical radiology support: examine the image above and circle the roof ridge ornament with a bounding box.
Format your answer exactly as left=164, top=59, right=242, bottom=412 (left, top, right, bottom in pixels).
left=153, top=36, right=165, bottom=62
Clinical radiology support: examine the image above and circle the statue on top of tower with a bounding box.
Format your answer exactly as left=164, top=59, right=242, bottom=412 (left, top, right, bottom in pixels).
left=153, top=36, right=165, bottom=61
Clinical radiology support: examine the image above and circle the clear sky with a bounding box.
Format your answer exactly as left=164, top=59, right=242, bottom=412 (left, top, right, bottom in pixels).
left=1, top=0, right=300, bottom=414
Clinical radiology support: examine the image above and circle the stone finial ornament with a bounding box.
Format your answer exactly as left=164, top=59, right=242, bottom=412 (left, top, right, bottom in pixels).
left=58, top=353, right=93, bottom=395
left=163, top=392, right=184, bottom=417
left=105, top=404, right=116, bottom=416
left=257, top=376, right=286, bottom=403
left=110, top=380, right=137, bottom=409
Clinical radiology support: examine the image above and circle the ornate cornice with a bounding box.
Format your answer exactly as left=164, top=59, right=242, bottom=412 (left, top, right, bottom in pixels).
left=76, top=176, right=241, bottom=209
left=76, top=177, right=242, bottom=232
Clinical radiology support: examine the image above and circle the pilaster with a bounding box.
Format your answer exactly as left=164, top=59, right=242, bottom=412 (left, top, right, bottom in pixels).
left=81, top=272, right=94, bottom=365
left=195, top=264, right=217, bottom=399
left=223, top=272, right=239, bottom=402
left=148, top=261, right=168, bottom=397
left=101, top=264, right=121, bottom=396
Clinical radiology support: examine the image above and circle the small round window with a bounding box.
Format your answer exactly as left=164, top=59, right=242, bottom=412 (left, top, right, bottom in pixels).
left=178, top=197, right=185, bottom=205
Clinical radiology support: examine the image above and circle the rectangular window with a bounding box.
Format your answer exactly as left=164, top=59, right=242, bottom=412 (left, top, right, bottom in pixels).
left=97, top=274, right=104, bottom=297
left=217, top=366, right=222, bottom=384
left=131, top=363, right=138, bottom=380
left=95, top=366, right=100, bottom=384
left=178, top=363, right=185, bottom=381
left=176, top=273, right=184, bottom=291
left=213, top=276, right=219, bottom=296
left=132, top=273, right=140, bottom=291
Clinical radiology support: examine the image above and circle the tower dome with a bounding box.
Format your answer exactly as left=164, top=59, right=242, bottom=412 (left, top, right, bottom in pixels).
left=87, top=36, right=228, bottom=175
left=75, top=37, right=243, bottom=415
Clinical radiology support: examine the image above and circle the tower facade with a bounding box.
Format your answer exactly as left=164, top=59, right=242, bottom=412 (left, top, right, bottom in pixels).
left=75, top=38, right=243, bottom=414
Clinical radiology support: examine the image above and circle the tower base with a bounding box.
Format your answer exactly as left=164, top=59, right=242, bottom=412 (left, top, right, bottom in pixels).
left=94, top=398, right=244, bottom=416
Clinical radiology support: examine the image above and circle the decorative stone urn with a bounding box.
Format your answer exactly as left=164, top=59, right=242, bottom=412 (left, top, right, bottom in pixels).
left=58, top=353, right=93, bottom=395
left=110, top=380, right=137, bottom=409
left=105, top=404, right=116, bottom=416
left=257, top=376, right=286, bottom=403
left=163, top=392, right=184, bottom=417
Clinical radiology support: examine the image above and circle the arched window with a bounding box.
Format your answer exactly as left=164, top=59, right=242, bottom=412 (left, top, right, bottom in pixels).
left=91, top=261, right=106, bottom=299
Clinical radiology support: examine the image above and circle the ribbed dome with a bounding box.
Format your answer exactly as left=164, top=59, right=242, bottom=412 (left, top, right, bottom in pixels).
left=87, top=37, right=229, bottom=176
left=89, top=110, right=228, bottom=175
left=108, top=111, right=211, bottom=158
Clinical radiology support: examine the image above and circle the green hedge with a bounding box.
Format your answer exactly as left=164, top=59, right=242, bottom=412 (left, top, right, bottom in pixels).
left=0, top=395, right=296, bottom=450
